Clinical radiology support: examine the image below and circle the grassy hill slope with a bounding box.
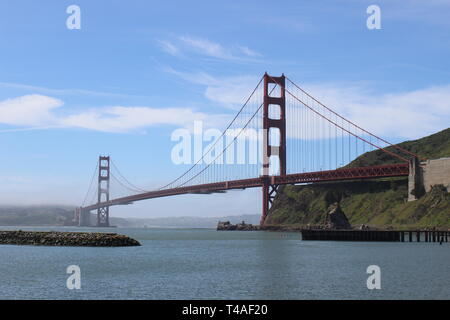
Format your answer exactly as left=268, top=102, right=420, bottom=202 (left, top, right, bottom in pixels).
left=349, top=128, right=450, bottom=167
left=266, top=128, right=450, bottom=229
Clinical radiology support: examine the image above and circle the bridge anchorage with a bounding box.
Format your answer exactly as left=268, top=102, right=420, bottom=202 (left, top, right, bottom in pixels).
left=76, top=73, right=419, bottom=227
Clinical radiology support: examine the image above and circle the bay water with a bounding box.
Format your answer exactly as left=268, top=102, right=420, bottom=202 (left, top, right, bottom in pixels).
left=0, top=226, right=449, bottom=299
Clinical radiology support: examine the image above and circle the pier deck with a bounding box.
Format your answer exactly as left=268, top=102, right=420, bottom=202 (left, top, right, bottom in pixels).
left=301, top=230, right=450, bottom=242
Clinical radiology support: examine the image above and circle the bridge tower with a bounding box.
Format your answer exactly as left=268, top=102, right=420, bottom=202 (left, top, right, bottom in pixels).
left=261, top=73, right=286, bottom=225
left=75, top=207, right=91, bottom=227
left=97, top=156, right=110, bottom=227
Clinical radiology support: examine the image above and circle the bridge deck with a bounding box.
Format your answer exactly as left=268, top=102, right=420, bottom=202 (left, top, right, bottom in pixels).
left=81, top=163, right=409, bottom=212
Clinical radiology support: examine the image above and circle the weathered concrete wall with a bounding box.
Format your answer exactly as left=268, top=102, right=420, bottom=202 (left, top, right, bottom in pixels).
left=408, top=157, right=422, bottom=201
left=408, top=157, right=450, bottom=201
left=422, top=157, right=450, bottom=192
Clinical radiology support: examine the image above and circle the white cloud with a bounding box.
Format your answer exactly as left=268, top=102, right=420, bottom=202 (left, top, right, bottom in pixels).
left=0, top=94, right=229, bottom=133
left=62, top=106, right=214, bottom=133
left=1, top=81, right=448, bottom=140
left=0, top=94, right=62, bottom=126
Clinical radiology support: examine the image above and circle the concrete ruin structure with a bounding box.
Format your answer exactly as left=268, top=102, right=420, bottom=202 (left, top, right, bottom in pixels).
left=408, top=157, right=450, bottom=201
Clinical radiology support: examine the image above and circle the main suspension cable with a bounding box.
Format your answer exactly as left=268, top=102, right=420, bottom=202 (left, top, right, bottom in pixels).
left=285, top=76, right=420, bottom=160
left=81, top=162, right=99, bottom=206
left=111, top=160, right=148, bottom=193
left=175, top=84, right=277, bottom=188
left=268, top=75, right=409, bottom=163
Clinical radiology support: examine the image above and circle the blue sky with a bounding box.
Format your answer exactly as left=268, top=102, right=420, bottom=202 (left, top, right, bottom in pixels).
left=0, top=0, right=449, bottom=217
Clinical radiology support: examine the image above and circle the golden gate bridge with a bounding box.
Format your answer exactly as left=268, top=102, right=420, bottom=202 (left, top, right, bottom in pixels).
left=75, top=73, right=417, bottom=227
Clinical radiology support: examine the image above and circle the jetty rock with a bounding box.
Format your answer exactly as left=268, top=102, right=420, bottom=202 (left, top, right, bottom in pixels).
left=0, top=230, right=141, bottom=247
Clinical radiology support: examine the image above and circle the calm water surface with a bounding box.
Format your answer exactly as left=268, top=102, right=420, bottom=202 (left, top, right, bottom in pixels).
left=0, top=226, right=449, bottom=299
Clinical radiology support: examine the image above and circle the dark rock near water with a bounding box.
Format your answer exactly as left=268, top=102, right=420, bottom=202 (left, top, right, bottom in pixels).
left=217, top=220, right=259, bottom=231
left=325, top=203, right=352, bottom=230
left=260, top=225, right=303, bottom=232
left=0, top=230, right=141, bottom=247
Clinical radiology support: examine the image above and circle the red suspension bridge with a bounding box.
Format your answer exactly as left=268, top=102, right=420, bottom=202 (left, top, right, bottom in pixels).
left=75, top=73, right=418, bottom=227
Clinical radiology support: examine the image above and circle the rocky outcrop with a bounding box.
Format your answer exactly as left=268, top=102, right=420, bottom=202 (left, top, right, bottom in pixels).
left=325, top=203, right=352, bottom=230
left=0, top=230, right=141, bottom=247
left=217, top=220, right=259, bottom=231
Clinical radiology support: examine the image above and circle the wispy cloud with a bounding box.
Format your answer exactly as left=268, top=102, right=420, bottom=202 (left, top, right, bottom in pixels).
left=157, top=35, right=262, bottom=62
left=237, top=46, right=262, bottom=58
left=0, top=126, right=60, bottom=133
left=166, top=68, right=450, bottom=139
left=156, top=39, right=181, bottom=56
left=300, top=82, right=450, bottom=140
left=164, top=68, right=261, bottom=110
left=0, top=82, right=145, bottom=99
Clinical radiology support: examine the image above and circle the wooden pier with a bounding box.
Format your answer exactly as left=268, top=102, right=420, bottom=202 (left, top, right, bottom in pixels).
left=301, top=230, right=450, bottom=242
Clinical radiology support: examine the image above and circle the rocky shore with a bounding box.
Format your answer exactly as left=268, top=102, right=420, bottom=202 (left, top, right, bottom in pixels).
left=0, top=230, right=141, bottom=247
left=217, top=203, right=353, bottom=232
left=217, top=221, right=259, bottom=231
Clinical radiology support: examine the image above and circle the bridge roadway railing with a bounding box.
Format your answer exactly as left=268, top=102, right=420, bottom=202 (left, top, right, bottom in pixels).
left=80, top=163, right=409, bottom=212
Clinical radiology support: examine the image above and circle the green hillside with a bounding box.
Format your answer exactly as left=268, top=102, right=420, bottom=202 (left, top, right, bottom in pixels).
left=0, top=205, right=76, bottom=226
left=0, top=206, right=131, bottom=227
left=266, top=128, right=450, bottom=229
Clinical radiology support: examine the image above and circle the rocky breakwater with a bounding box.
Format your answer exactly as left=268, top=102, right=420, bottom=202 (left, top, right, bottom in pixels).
left=217, top=220, right=259, bottom=231
left=0, top=230, right=141, bottom=247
